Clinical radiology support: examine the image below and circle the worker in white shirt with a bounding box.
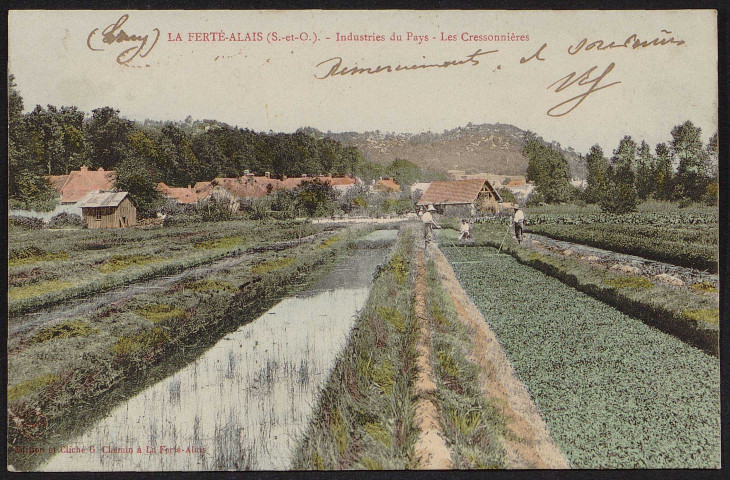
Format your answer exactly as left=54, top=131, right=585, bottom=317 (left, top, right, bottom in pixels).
left=458, top=218, right=471, bottom=241
left=421, top=205, right=441, bottom=244
left=512, top=205, right=525, bottom=243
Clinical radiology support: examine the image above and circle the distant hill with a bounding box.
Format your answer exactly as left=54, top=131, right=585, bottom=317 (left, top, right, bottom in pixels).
left=300, top=123, right=587, bottom=180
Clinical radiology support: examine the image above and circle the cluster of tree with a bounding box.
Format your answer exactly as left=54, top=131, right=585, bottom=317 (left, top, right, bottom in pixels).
left=8, top=75, right=390, bottom=214
left=584, top=122, right=718, bottom=213
left=523, top=132, right=574, bottom=204
left=523, top=122, right=718, bottom=213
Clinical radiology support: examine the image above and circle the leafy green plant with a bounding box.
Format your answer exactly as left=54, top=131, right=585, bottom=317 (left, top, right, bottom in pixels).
left=8, top=279, right=74, bottom=301
left=8, top=246, right=68, bottom=266
left=683, top=309, right=719, bottom=325
left=110, top=327, right=170, bottom=356
left=8, top=374, right=59, bottom=402
left=250, top=257, right=295, bottom=274
left=690, top=282, right=718, bottom=294
left=604, top=276, right=654, bottom=289
left=31, top=320, right=97, bottom=344
left=193, top=235, right=245, bottom=250
left=99, top=254, right=164, bottom=273
left=134, top=303, right=186, bottom=323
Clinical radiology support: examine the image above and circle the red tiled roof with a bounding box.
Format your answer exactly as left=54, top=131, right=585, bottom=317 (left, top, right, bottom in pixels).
left=418, top=179, right=497, bottom=205
left=157, top=183, right=198, bottom=204
left=374, top=178, right=401, bottom=192
left=54, top=167, right=116, bottom=203
left=189, top=175, right=360, bottom=200
left=48, top=175, right=69, bottom=193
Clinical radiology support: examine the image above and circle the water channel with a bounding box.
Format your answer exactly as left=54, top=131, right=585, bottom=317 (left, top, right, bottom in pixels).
left=42, top=230, right=398, bottom=471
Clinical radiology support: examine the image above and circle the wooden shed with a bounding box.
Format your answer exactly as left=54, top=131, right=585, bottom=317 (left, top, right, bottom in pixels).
left=417, top=179, right=502, bottom=217
left=79, top=191, right=136, bottom=229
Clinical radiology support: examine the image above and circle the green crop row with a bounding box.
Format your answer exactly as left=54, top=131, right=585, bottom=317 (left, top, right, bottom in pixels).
left=462, top=224, right=719, bottom=355
left=529, top=223, right=717, bottom=272
left=441, top=245, right=720, bottom=468
left=525, top=211, right=717, bottom=226
left=8, top=221, right=331, bottom=316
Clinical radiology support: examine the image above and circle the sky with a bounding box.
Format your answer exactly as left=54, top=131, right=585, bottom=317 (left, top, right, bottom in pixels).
left=8, top=10, right=719, bottom=154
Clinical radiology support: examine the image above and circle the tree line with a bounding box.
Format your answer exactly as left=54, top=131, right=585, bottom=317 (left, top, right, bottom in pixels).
left=523, top=123, right=718, bottom=213
left=8, top=75, right=392, bottom=212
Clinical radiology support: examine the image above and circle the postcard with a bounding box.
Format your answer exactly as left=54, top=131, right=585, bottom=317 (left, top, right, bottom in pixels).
left=7, top=9, right=720, bottom=471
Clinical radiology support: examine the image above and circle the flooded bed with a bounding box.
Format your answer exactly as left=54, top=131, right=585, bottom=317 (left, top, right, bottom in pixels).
left=43, top=231, right=397, bottom=471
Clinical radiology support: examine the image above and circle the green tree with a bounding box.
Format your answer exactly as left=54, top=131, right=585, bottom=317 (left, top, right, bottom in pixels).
left=653, top=143, right=674, bottom=201
left=704, top=132, right=718, bottom=181
left=671, top=121, right=707, bottom=199
left=498, top=187, right=517, bottom=204
left=114, top=153, right=164, bottom=218
left=584, top=144, right=609, bottom=204
left=600, top=136, right=638, bottom=213
left=294, top=179, right=337, bottom=217
left=523, top=132, right=572, bottom=203
left=84, top=107, right=134, bottom=170
left=8, top=75, right=58, bottom=211
left=385, top=158, right=420, bottom=187
left=635, top=140, right=655, bottom=200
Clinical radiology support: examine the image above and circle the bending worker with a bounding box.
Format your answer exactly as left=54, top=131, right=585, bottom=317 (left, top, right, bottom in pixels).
left=458, top=218, right=471, bottom=241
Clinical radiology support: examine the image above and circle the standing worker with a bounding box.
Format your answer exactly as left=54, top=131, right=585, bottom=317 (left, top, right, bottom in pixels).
left=422, top=204, right=441, bottom=246
left=512, top=205, right=525, bottom=244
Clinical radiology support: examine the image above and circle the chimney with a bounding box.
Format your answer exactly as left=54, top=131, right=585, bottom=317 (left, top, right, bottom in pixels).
left=265, top=171, right=270, bottom=179
left=244, top=169, right=250, bottom=175
left=187, top=185, right=191, bottom=190
left=282, top=175, right=287, bottom=180
left=80, top=166, right=89, bottom=172
left=98, top=167, right=104, bottom=171
left=302, top=173, right=307, bottom=178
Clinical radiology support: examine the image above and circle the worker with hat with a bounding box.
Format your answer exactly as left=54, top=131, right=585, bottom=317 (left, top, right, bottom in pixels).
left=512, top=204, right=525, bottom=244
left=421, top=204, right=441, bottom=245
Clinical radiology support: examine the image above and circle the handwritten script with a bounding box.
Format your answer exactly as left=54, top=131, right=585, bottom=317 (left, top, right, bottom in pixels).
left=314, top=30, right=685, bottom=117
left=87, top=14, right=160, bottom=66
left=314, top=49, right=497, bottom=79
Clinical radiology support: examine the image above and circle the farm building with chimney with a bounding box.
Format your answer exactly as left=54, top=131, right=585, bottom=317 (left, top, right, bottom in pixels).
left=417, top=178, right=502, bottom=217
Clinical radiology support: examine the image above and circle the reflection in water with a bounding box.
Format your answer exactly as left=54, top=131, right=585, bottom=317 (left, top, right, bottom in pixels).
left=43, top=244, right=392, bottom=471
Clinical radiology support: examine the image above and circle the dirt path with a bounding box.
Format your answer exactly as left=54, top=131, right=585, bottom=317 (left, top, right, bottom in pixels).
left=9, top=232, right=332, bottom=338
left=412, top=249, right=454, bottom=469
left=429, top=244, right=570, bottom=469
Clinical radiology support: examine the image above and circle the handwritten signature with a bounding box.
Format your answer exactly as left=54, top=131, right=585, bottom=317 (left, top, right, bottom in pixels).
left=546, top=63, right=621, bottom=117
left=87, top=14, right=160, bottom=66
left=314, top=49, right=498, bottom=79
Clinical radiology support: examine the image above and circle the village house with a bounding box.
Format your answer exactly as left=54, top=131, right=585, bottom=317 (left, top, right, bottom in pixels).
left=417, top=178, right=502, bottom=217
left=79, top=191, right=136, bottom=229
left=48, top=166, right=116, bottom=204
left=156, top=183, right=198, bottom=205
left=161, top=173, right=362, bottom=208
